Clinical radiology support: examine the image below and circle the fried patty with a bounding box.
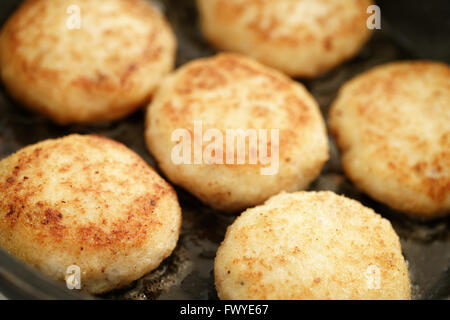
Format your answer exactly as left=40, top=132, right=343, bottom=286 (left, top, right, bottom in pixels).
left=197, top=0, right=373, bottom=78
left=215, top=191, right=411, bottom=300
left=329, top=61, right=450, bottom=218
left=0, top=134, right=182, bottom=294
left=0, top=0, right=176, bottom=124
left=146, top=53, right=329, bottom=212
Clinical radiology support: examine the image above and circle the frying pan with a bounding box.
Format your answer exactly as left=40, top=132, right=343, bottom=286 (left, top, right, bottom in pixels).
left=0, top=0, right=449, bottom=300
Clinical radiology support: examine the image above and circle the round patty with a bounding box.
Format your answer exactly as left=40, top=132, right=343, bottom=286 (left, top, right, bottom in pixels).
left=329, top=61, right=450, bottom=219
left=0, top=0, right=176, bottom=124
left=197, top=0, right=373, bottom=78
left=145, top=53, right=329, bottom=212
left=215, top=191, right=411, bottom=300
left=0, top=134, right=182, bottom=294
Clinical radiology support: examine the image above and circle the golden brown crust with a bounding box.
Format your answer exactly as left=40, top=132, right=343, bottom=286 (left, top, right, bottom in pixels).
left=146, top=53, right=329, bottom=212
left=329, top=61, right=450, bottom=218
left=0, top=0, right=176, bottom=124
left=0, top=135, right=182, bottom=294
left=197, top=0, right=373, bottom=77
left=215, top=191, right=411, bottom=300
